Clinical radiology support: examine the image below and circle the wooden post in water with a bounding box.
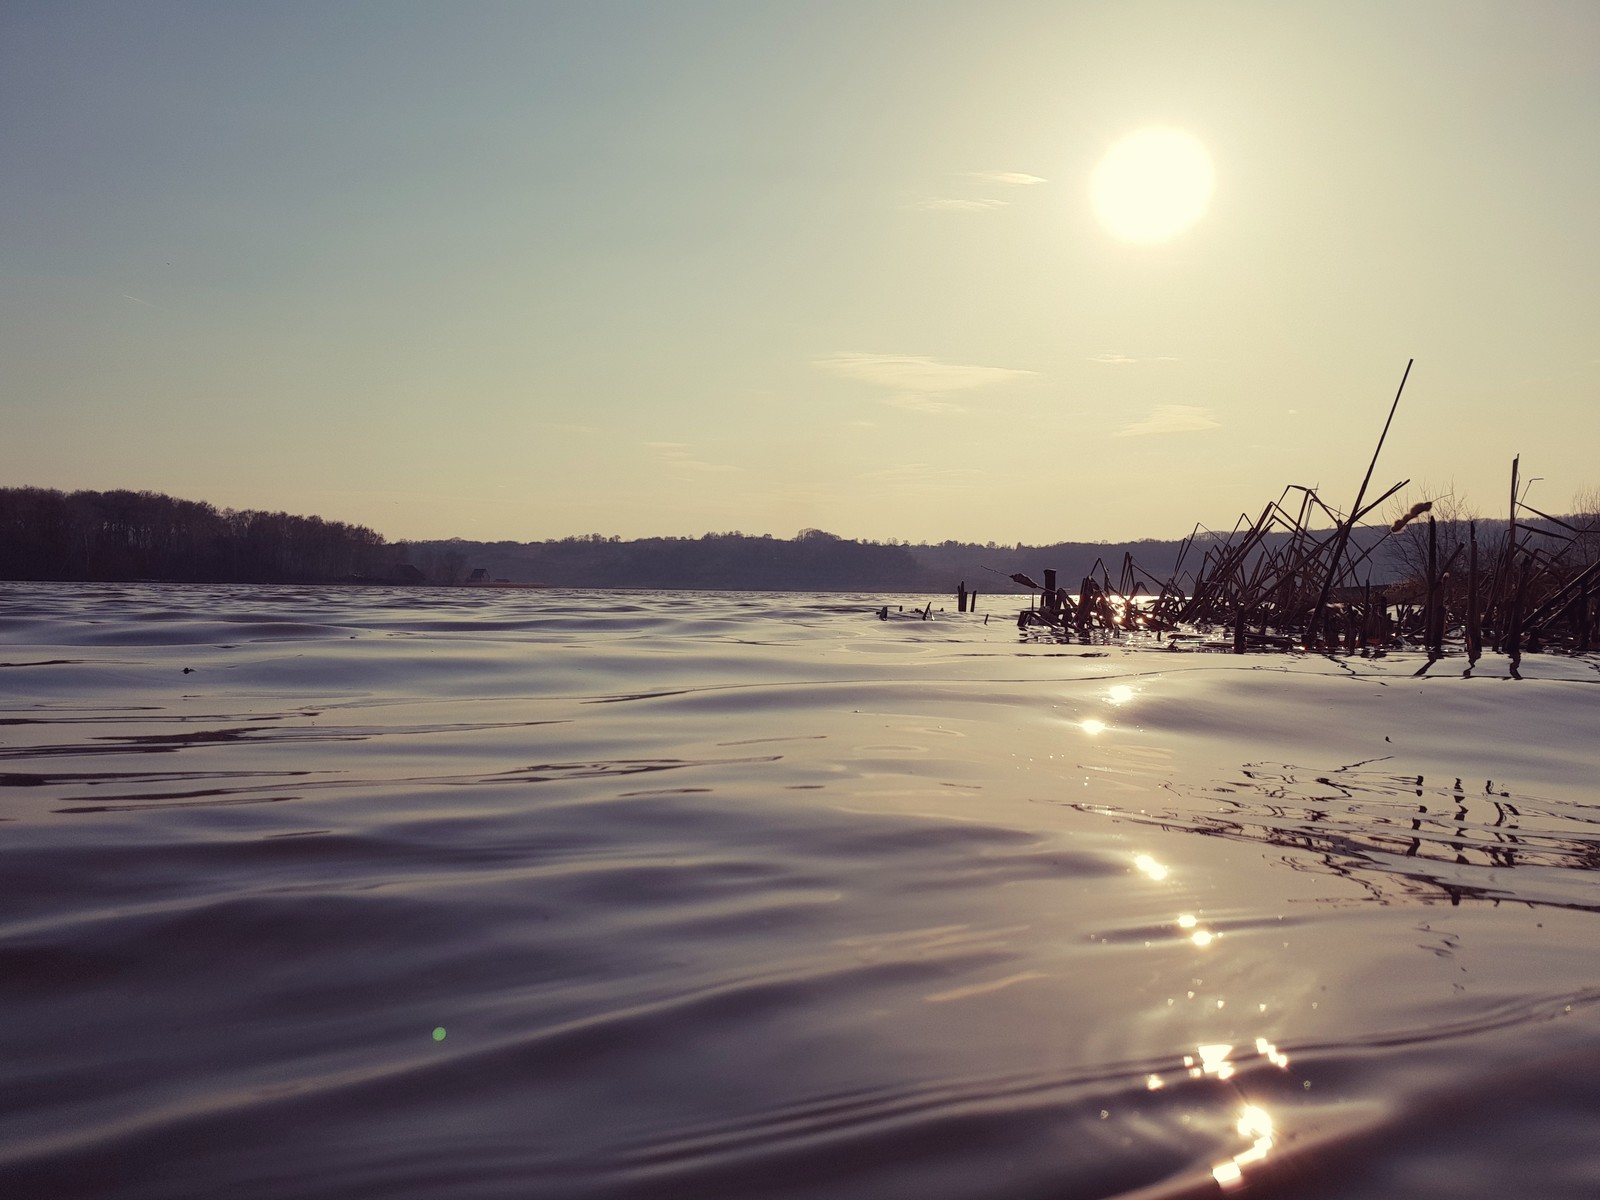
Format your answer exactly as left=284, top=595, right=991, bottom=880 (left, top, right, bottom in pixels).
left=957, top=581, right=968, bottom=613
left=1505, top=556, right=1528, bottom=659
left=1507, top=455, right=1520, bottom=565
left=1426, top=517, right=1445, bottom=655
left=1043, top=569, right=1058, bottom=618
left=1487, top=457, right=1520, bottom=652
left=1465, top=522, right=1482, bottom=663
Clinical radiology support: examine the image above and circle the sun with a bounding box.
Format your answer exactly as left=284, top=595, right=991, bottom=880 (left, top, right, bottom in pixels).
left=1090, top=128, right=1215, bottom=243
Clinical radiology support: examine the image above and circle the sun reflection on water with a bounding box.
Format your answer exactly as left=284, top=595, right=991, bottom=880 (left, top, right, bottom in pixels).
left=1174, top=912, right=1217, bottom=946
left=1123, top=833, right=1294, bottom=1191
left=1187, top=1043, right=1236, bottom=1081
left=1212, top=1104, right=1275, bottom=1189
left=1127, top=1036, right=1294, bottom=1189
left=1133, top=853, right=1168, bottom=881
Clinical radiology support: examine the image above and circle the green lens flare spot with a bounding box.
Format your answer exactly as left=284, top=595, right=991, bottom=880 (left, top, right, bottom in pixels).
left=432, top=1027, right=447, bottom=1041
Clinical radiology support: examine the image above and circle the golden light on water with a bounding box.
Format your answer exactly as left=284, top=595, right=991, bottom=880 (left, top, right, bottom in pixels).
left=1255, top=1037, right=1290, bottom=1069
left=1133, top=854, right=1168, bottom=881
left=1107, top=684, right=1135, bottom=705
left=1213, top=1104, right=1276, bottom=1189
left=1090, top=127, right=1215, bottom=243
left=1126, top=1041, right=1292, bottom=1189
left=1080, top=718, right=1108, bottom=736
left=1164, top=1037, right=1291, bottom=1089
left=1189, top=1043, right=1235, bottom=1081
left=1175, top=912, right=1216, bottom=946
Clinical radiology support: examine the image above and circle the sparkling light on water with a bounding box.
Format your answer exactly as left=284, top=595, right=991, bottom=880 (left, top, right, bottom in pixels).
left=1134, top=854, right=1169, bottom=881
left=1213, top=1104, right=1276, bottom=1188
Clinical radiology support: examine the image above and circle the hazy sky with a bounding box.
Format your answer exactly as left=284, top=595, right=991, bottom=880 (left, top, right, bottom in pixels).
left=4, top=1, right=1596, bottom=544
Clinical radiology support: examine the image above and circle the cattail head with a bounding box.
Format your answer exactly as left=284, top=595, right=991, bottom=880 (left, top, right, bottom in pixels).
left=1390, top=500, right=1433, bottom=533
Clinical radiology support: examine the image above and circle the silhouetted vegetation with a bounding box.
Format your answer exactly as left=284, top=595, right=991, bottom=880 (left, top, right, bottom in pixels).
left=399, top=529, right=1344, bottom=594
left=0, top=487, right=388, bottom=583
left=5, top=476, right=1596, bottom=654
left=404, top=528, right=938, bottom=591
left=1008, top=461, right=1599, bottom=660
left=1374, top=467, right=1600, bottom=659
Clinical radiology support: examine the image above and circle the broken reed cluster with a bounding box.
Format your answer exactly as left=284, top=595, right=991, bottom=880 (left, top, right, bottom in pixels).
left=1013, top=364, right=1598, bottom=658
left=1018, top=459, right=1597, bottom=658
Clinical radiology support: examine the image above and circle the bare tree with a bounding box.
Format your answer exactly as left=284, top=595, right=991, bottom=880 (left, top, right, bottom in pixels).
left=1383, top=484, right=1485, bottom=587
left=1571, top=485, right=1600, bottom=567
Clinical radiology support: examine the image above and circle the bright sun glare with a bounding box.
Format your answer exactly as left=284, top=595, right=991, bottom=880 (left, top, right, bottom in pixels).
left=1090, top=128, right=1215, bottom=243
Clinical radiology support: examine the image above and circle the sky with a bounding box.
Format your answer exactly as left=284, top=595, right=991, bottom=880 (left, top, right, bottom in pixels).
left=3, top=1, right=1597, bottom=546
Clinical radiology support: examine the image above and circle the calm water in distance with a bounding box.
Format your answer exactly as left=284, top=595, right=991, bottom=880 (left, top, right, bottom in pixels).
left=2, top=582, right=1599, bottom=1199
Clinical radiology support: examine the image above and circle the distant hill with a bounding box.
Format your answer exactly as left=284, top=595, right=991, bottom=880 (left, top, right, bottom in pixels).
left=8, top=485, right=1579, bottom=595
left=399, top=524, right=1405, bottom=595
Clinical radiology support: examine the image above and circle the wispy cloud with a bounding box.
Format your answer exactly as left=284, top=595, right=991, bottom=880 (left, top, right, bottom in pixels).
left=906, top=196, right=1008, bottom=212
left=860, top=463, right=985, bottom=489
left=644, top=441, right=743, bottom=472
left=907, top=169, right=1046, bottom=213
left=965, top=171, right=1047, bottom=187
left=816, top=352, right=1036, bottom=415
left=815, top=352, right=1036, bottom=394
left=1115, top=405, right=1221, bottom=437
left=1089, top=354, right=1183, bottom=366
left=882, top=394, right=964, bottom=414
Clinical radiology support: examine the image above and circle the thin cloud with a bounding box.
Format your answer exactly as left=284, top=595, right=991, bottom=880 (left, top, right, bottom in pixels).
left=860, top=463, right=985, bottom=488
left=966, top=171, right=1047, bottom=186
left=816, top=352, right=1036, bottom=417
left=1116, top=405, right=1221, bottom=437
left=883, top=394, right=965, bottom=414
left=906, top=196, right=1008, bottom=212
left=1089, top=354, right=1183, bottom=365
left=908, top=170, right=1045, bottom=212
left=644, top=441, right=742, bottom=472
left=814, top=352, right=1036, bottom=394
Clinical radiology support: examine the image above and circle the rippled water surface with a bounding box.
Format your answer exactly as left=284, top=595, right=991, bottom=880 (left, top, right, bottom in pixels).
left=3, top=582, right=1599, bottom=1199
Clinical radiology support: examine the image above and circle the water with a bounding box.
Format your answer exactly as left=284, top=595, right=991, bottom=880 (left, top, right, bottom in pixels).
left=3, top=582, right=1598, bottom=1199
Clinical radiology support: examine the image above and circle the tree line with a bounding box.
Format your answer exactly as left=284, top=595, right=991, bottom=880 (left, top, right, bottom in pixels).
left=7, top=484, right=1593, bottom=594
left=400, top=528, right=937, bottom=591
left=0, top=487, right=389, bottom=583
